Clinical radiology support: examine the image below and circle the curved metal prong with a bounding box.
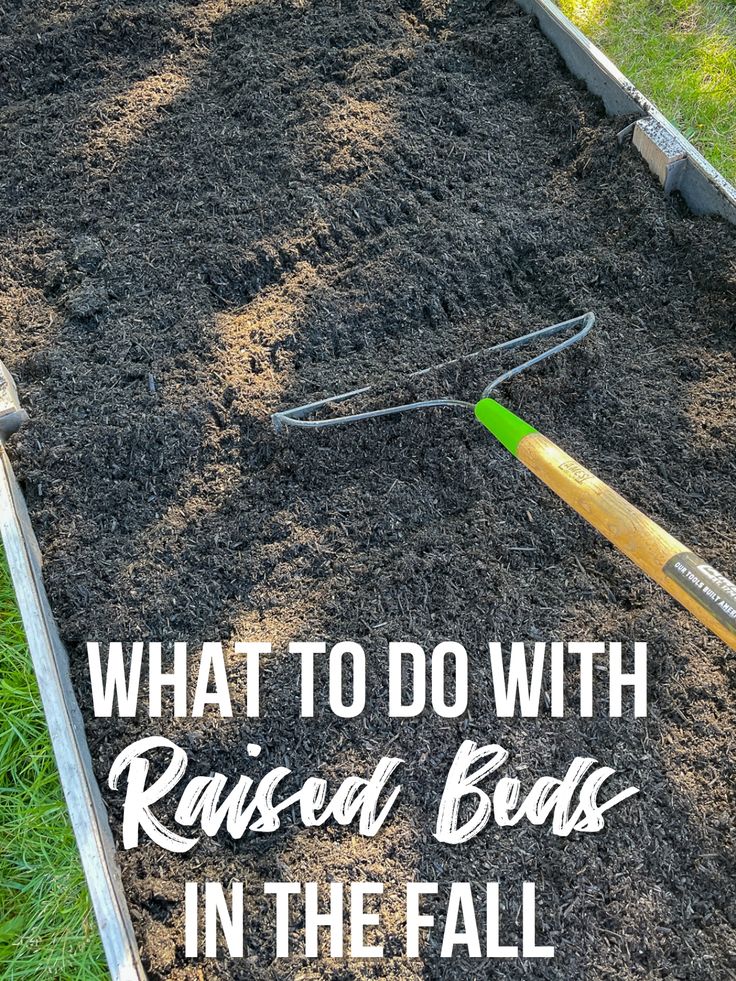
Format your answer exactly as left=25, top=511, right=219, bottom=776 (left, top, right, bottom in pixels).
left=480, top=311, right=595, bottom=397
left=270, top=312, right=595, bottom=431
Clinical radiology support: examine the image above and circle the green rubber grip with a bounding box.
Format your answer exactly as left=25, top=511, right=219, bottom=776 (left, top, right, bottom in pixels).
left=474, top=398, right=538, bottom=457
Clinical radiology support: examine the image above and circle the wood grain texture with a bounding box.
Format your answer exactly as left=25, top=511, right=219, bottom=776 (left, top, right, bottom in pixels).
left=517, top=433, right=736, bottom=651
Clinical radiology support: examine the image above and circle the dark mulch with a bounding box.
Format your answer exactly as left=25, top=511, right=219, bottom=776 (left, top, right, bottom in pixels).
left=1, top=0, right=736, bottom=978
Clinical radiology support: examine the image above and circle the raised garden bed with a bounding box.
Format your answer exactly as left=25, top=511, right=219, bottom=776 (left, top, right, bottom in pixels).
left=1, top=0, right=735, bottom=978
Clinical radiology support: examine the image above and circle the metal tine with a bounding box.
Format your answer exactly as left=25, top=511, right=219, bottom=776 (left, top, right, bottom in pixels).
left=482, top=310, right=595, bottom=396
left=271, top=312, right=595, bottom=431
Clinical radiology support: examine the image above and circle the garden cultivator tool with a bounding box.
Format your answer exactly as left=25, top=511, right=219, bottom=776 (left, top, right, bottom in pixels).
left=272, top=313, right=736, bottom=651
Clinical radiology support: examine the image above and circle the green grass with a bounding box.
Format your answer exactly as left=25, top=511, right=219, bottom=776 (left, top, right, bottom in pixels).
left=557, top=0, right=736, bottom=181
left=0, top=553, right=106, bottom=980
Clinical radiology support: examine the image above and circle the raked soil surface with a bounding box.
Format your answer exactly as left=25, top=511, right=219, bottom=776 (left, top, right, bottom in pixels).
left=1, top=0, right=736, bottom=978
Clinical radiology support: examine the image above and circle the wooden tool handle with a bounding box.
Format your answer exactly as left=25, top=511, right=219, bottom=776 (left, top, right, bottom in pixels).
left=475, top=398, right=736, bottom=651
